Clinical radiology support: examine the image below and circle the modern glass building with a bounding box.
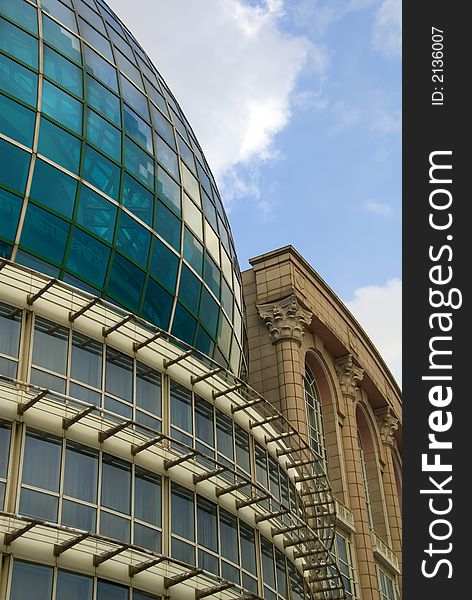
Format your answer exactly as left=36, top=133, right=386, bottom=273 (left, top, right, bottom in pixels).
left=0, top=1, right=353, bottom=599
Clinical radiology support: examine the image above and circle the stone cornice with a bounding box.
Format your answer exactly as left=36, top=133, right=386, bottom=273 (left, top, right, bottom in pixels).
left=256, top=295, right=312, bottom=346
left=335, top=354, right=364, bottom=400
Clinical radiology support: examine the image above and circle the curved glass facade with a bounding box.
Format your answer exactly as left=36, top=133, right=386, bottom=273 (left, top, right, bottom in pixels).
left=0, top=0, right=245, bottom=374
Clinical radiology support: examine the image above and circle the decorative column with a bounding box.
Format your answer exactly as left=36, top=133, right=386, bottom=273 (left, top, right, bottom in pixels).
left=257, top=295, right=312, bottom=437
left=375, top=406, right=402, bottom=589
left=335, top=355, right=379, bottom=600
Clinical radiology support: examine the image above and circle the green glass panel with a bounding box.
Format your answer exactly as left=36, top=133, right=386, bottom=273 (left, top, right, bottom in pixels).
left=86, top=109, right=121, bottom=161
left=0, top=188, right=22, bottom=241
left=200, top=288, right=219, bottom=337
left=84, top=46, right=117, bottom=92
left=82, top=145, right=121, bottom=200
left=144, top=78, right=168, bottom=116
left=42, top=15, right=81, bottom=63
left=0, top=53, right=37, bottom=106
left=76, top=185, right=117, bottom=242
left=30, top=159, right=77, bottom=217
left=0, top=17, right=38, bottom=68
left=116, top=211, right=150, bottom=268
left=115, top=49, right=142, bottom=88
left=107, top=252, right=144, bottom=310
left=66, top=227, right=110, bottom=287
left=121, top=76, right=149, bottom=120
left=20, top=203, right=69, bottom=263
left=178, top=135, right=195, bottom=172
left=0, top=93, right=35, bottom=146
left=15, top=249, right=60, bottom=277
left=151, top=106, right=175, bottom=148
left=44, top=45, right=83, bottom=97
left=42, top=80, right=83, bottom=134
left=141, top=277, right=173, bottom=330
left=203, top=253, right=220, bottom=298
left=195, top=326, right=214, bottom=356
left=122, top=173, right=153, bottom=226
left=42, top=0, right=78, bottom=33
left=0, top=139, right=30, bottom=193
left=0, top=0, right=38, bottom=34
left=155, top=134, right=179, bottom=181
left=178, top=264, right=201, bottom=316
left=75, top=0, right=105, bottom=34
left=86, top=75, right=120, bottom=126
left=0, top=240, right=12, bottom=259
left=183, top=227, right=203, bottom=274
left=38, top=117, right=81, bottom=173
left=155, top=201, right=181, bottom=251
left=124, top=137, right=154, bottom=188
left=156, top=166, right=180, bottom=214
left=78, top=17, right=113, bottom=61
left=171, top=302, right=196, bottom=346
left=123, top=104, right=152, bottom=153
left=149, top=237, right=178, bottom=292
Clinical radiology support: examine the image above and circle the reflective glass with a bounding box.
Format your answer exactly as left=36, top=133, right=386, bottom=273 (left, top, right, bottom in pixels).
left=19, top=487, right=58, bottom=521
left=30, top=366, right=65, bottom=393
left=43, top=46, right=83, bottom=97
left=84, top=45, right=117, bottom=91
left=71, top=332, right=102, bottom=388
left=20, top=203, right=69, bottom=264
left=152, top=107, right=175, bottom=148
left=178, top=264, right=201, bottom=316
left=0, top=303, right=20, bottom=357
left=240, top=523, right=257, bottom=575
left=62, top=499, right=96, bottom=530
left=134, top=523, right=161, bottom=552
left=204, top=253, right=220, bottom=298
left=101, top=454, right=131, bottom=514
left=15, top=250, right=60, bottom=277
left=42, top=0, right=78, bottom=32
left=56, top=571, right=93, bottom=600
left=64, top=444, right=98, bottom=503
left=76, top=185, right=117, bottom=242
left=87, top=108, right=121, bottom=161
left=100, top=510, right=130, bottom=541
left=106, top=347, right=132, bottom=401
left=171, top=302, right=196, bottom=346
left=0, top=187, right=22, bottom=241
left=182, top=162, right=200, bottom=205
left=0, top=0, right=38, bottom=34
left=86, top=74, right=120, bottom=125
left=141, top=277, right=173, bottom=330
left=0, top=17, right=38, bottom=68
left=38, top=117, right=81, bottom=173
left=79, top=17, right=113, bottom=60
left=67, top=228, right=111, bottom=288
left=30, top=159, right=77, bottom=218
left=123, top=103, right=152, bottom=153
left=116, top=211, right=150, bottom=267
left=121, top=76, right=149, bottom=120
left=149, top=237, right=178, bottom=293
left=82, top=145, right=121, bottom=199
left=0, top=52, right=38, bottom=106
left=97, top=580, right=128, bottom=600
left=195, top=326, right=214, bottom=356
left=155, top=201, right=181, bottom=251
left=170, top=381, right=192, bottom=433
left=0, top=138, right=30, bottom=193
left=23, top=431, right=61, bottom=490
left=220, top=509, right=238, bottom=564
left=200, top=288, right=219, bottom=338
left=197, top=497, right=217, bottom=552
left=171, top=484, right=194, bottom=540
left=184, top=228, right=203, bottom=274
left=0, top=422, right=10, bottom=477
left=156, top=165, right=180, bottom=213
left=122, top=174, right=153, bottom=226
left=124, top=137, right=154, bottom=188
left=155, top=134, right=179, bottom=181
left=42, top=15, right=81, bottom=63
left=10, top=561, right=53, bottom=600
left=136, top=363, right=161, bottom=416
left=32, top=317, right=68, bottom=374
left=135, top=468, right=161, bottom=526
left=107, top=252, right=144, bottom=310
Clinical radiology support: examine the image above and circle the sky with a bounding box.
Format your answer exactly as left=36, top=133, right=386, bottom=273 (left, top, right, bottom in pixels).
left=108, top=0, right=402, bottom=384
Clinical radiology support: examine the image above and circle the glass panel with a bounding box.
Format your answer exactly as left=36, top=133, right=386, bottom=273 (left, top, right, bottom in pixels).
left=122, top=173, right=153, bottom=226
left=136, top=363, right=161, bottom=416
left=149, top=237, right=178, bottom=292
left=151, top=107, right=175, bottom=148
left=172, top=537, right=195, bottom=565
left=56, top=571, right=93, bottom=600
left=177, top=136, right=195, bottom=172
left=42, top=0, right=78, bottom=32
left=220, top=509, right=238, bottom=563
left=221, top=277, right=233, bottom=320
left=183, top=194, right=202, bottom=240
left=135, top=468, right=161, bottom=526
left=29, top=367, right=65, bottom=393
left=107, top=252, right=145, bottom=310
left=170, top=381, right=192, bottom=433
left=183, top=228, right=203, bottom=274
left=171, top=303, right=196, bottom=346
left=42, top=80, right=82, bottom=134
left=121, top=77, right=149, bottom=120
left=203, top=253, right=220, bottom=298
left=19, top=487, right=58, bottom=520
left=240, top=523, right=257, bottom=575
left=0, top=92, right=35, bottom=147
left=32, top=317, right=67, bottom=374
left=43, top=46, right=82, bottom=97
left=0, top=53, right=37, bottom=107
left=178, top=264, right=201, bottom=316
left=10, top=561, right=53, bottom=600
left=87, top=108, right=121, bottom=161
left=42, top=15, right=81, bottom=62
left=79, top=17, right=113, bottom=60
left=197, top=496, right=217, bottom=552
left=0, top=138, right=30, bottom=193
left=155, top=134, right=179, bottom=181
left=86, top=74, right=120, bottom=125
left=84, top=45, right=118, bottom=91
left=0, top=17, right=37, bottom=68
left=195, top=396, right=214, bottom=446
left=30, top=159, right=77, bottom=218
left=38, top=117, right=81, bottom=173
left=61, top=499, right=96, bottom=530
left=20, top=203, right=69, bottom=263
left=141, top=277, right=173, bottom=330
left=76, top=185, right=117, bottom=242
left=123, top=104, right=152, bottom=153
left=115, top=49, right=142, bottom=88
left=71, top=332, right=102, bottom=388
left=182, top=163, right=200, bottom=206
left=0, top=422, right=10, bottom=477
left=200, top=288, right=218, bottom=337
left=155, top=201, right=181, bottom=251
left=218, top=314, right=232, bottom=359
left=216, top=411, right=233, bottom=460
left=100, top=510, right=130, bottom=542
left=134, top=523, right=161, bottom=552
left=156, top=166, right=180, bottom=213
left=261, top=538, right=276, bottom=589
left=0, top=303, right=21, bottom=357
left=255, top=443, right=268, bottom=489
left=116, top=211, right=151, bottom=268
left=171, top=484, right=194, bottom=540
left=276, top=549, right=288, bottom=598
left=235, top=426, right=251, bottom=474
left=105, top=347, right=132, bottom=401
left=64, top=443, right=98, bottom=502
left=22, top=430, right=61, bottom=490
left=82, top=145, right=121, bottom=200
left=101, top=454, right=131, bottom=514
left=0, top=0, right=38, bottom=34
left=124, top=137, right=154, bottom=188
left=96, top=580, right=128, bottom=600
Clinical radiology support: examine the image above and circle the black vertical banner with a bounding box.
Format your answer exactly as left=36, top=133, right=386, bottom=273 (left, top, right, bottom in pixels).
left=403, top=2, right=469, bottom=599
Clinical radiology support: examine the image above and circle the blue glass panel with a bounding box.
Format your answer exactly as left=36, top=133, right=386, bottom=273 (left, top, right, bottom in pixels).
left=82, top=145, right=121, bottom=199
left=200, top=288, right=219, bottom=337
left=30, top=159, right=77, bottom=217
left=121, top=76, right=149, bottom=120
left=0, top=0, right=38, bottom=34
left=195, top=325, right=214, bottom=356
left=75, top=0, right=105, bottom=34
left=149, top=237, right=178, bottom=292
left=155, top=201, right=181, bottom=251
left=0, top=93, right=35, bottom=146
left=144, top=77, right=168, bottom=115
left=0, top=240, right=12, bottom=259
left=155, top=134, right=179, bottom=181
left=86, top=75, right=120, bottom=125
left=115, top=49, right=142, bottom=88
left=142, top=277, right=173, bottom=330
left=61, top=498, right=96, bottom=531
left=42, top=0, right=78, bottom=32
left=79, top=17, right=113, bottom=60
left=0, top=188, right=22, bottom=241
left=41, top=80, right=83, bottom=134
left=0, top=139, right=30, bottom=193
left=171, top=302, right=196, bottom=346
left=0, top=17, right=38, bottom=68
left=122, top=174, right=153, bottom=226
left=20, top=203, right=69, bottom=263
left=66, top=227, right=110, bottom=287
left=56, top=571, right=93, bottom=600
left=42, top=15, right=81, bottom=63
left=183, top=227, right=203, bottom=274
left=38, top=117, right=81, bottom=173
left=43, top=46, right=83, bottom=97
left=0, top=53, right=37, bottom=106
left=86, top=109, right=121, bottom=161
left=124, top=137, right=154, bottom=188
left=151, top=106, right=175, bottom=148
left=76, top=185, right=117, bottom=242
left=178, top=135, right=196, bottom=172
left=84, top=46, right=117, bottom=92
left=10, top=561, right=53, bottom=600
left=116, top=211, right=150, bottom=268
left=123, top=104, right=152, bottom=153
left=96, top=580, right=127, bottom=600
left=107, top=252, right=144, bottom=310
left=15, top=250, right=60, bottom=277
left=178, top=264, right=201, bottom=316
left=204, top=253, right=220, bottom=298
left=156, top=166, right=180, bottom=214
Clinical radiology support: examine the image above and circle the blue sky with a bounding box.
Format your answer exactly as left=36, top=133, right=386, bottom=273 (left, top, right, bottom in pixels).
left=109, top=0, right=402, bottom=382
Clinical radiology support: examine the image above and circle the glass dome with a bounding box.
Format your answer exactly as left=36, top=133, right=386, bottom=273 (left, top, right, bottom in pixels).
left=0, top=0, right=245, bottom=375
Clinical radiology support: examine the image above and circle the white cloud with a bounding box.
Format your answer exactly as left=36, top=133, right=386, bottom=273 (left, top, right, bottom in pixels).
left=363, top=200, right=393, bottom=216
left=372, top=0, right=402, bottom=58
left=346, top=278, right=402, bottom=385
left=107, top=0, right=316, bottom=205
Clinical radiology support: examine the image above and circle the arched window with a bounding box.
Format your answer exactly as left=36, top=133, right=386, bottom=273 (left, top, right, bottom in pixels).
left=357, top=432, right=374, bottom=528
left=304, top=364, right=326, bottom=466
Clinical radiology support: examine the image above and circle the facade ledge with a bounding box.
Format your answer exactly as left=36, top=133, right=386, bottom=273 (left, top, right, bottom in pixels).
left=371, top=530, right=401, bottom=575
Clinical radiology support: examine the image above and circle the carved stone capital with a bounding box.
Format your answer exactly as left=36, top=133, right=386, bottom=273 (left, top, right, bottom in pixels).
left=335, top=354, right=364, bottom=400
left=256, top=295, right=312, bottom=346
left=375, top=406, right=399, bottom=447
